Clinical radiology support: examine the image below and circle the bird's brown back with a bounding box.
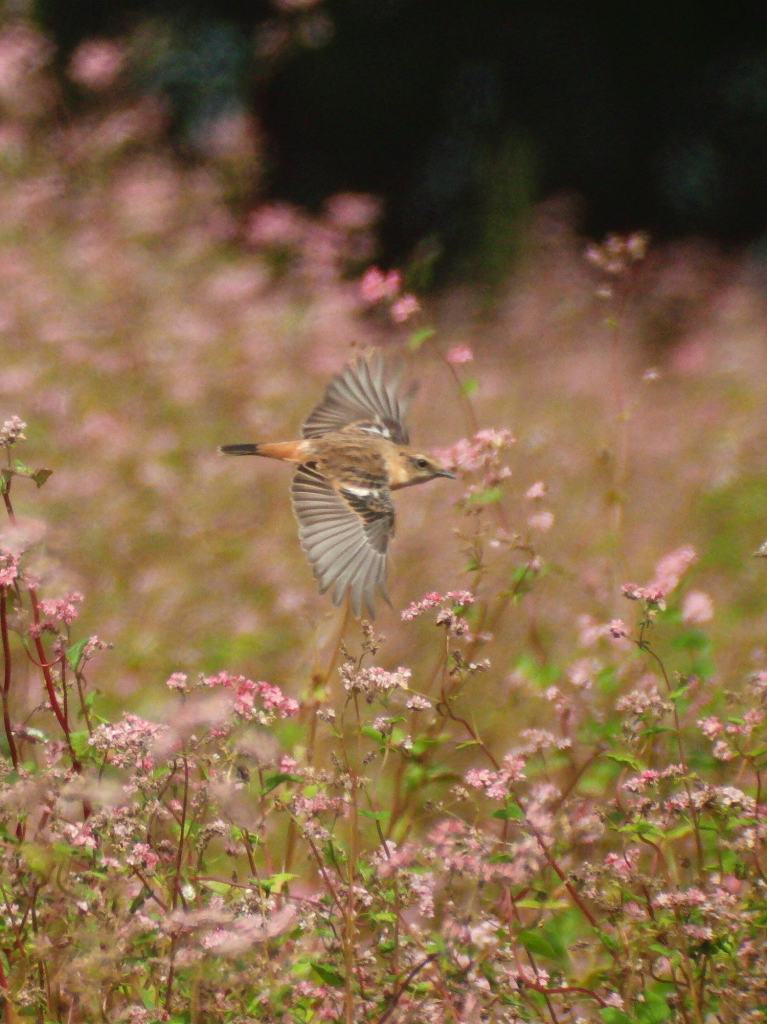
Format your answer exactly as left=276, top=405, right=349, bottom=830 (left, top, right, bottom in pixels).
left=306, top=431, right=390, bottom=490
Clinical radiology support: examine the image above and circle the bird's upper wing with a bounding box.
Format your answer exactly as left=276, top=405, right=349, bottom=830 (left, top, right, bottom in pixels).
left=291, top=463, right=394, bottom=617
left=302, top=350, right=411, bottom=444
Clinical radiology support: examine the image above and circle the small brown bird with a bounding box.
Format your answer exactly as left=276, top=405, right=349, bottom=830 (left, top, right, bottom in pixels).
left=220, top=350, right=454, bottom=617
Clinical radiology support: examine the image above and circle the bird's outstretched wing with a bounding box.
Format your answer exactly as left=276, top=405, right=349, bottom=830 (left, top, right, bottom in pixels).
left=302, top=350, right=411, bottom=445
left=291, top=463, right=394, bottom=617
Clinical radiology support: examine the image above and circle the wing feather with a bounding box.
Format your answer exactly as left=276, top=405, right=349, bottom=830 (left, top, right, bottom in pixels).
left=302, top=350, right=410, bottom=444
left=291, top=464, right=394, bottom=617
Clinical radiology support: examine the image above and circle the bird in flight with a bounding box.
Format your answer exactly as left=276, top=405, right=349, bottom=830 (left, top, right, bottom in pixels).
left=220, top=350, right=454, bottom=617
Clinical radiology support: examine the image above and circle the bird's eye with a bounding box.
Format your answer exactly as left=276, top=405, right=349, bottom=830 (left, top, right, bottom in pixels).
left=416, top=458, right=429, bottom=469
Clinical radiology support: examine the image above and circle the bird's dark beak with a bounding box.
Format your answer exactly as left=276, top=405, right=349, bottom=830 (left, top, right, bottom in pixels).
left=436, top=468, right=456, bottom=479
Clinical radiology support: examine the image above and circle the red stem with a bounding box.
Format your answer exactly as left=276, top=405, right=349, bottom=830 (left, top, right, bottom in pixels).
left=1, top=591, right=19, bottom=769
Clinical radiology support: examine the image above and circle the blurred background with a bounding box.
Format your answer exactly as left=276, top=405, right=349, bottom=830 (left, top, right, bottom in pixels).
left=2, top=1, right=767, bottom=727
left=35, top=0, right=767, bottom=283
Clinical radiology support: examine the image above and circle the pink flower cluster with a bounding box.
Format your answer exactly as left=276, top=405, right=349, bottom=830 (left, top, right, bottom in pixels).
left=445, top=343, right=474, bottom=365
left=88, top=712, right=166, bottom=769
left=401, top=589, right=475, bottom=622
left=623, top=763, right=688, bottom=793
left=39, top=590, right=84, bottom=625
left=0, top=547, right=20, bottom=587
left=359, top=265, right=421, bottom=324
left=68, top=39, right=125, bottom=91
left=433, top=428, right=515, bottom=484
left=201, top=671, right=299, bottom=722
left=622, top=545, right=697, bottom=608
left=465, top=752, right=527, bottom=800
left=339, top=662, right=412, bottom=696
left=585, top=232, right=649, bottom=276
left=0, top=415, right=26, bottom=447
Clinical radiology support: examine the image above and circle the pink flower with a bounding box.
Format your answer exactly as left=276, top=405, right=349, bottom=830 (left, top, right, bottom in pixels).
left=401, top=590, right=474, bottom=622
left=246, top=203, right=306, bottom=248
left=0, top=415, right=26, bottom=447
left=682, top=589, right=713, bottom=624
left=68, top=39, right=125, bottom=91
left=446, top=344, right=474, bottom=365
left=166, top=672, right=189, bottom=692
left=713, top=740, right=736, bottom=761
left=359, top=266, right=401, bottom=303
left=39, top=591, right=84, bottom=625
left=698, top=716, right=723, bottom=739
left=525, top=481, right=546, bottom=500
left=202, top=671, right=299, bottom=722
left=649, top=545, right=697, bottom=597
left=324, top=192, right=380, bottom=230
left=608, top=618, right=628, bottom=639
left=128, top=843, right=160, bottom=871
left=465, top=752, right=526, bottom=800
left=527, top=510, right=554, bottom=532
left=0, top=548, right=19, bottom=588
left=390, top=293, right=420, bottom=323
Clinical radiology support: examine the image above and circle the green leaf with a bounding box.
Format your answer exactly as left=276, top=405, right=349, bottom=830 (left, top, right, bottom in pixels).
left=595, top=927, right=621, bottom=955
left=515, top=898, right=569, bottom=910
left=492, top=800, right=524, bottom=821
left=461, top=376, right=479, bottom=396
left=516, top=928, right=559, bottom=960
left=408, top=326, right=435, bottom=351
left=359, top=809, right=389, bottom=822
left=468, top=486, right=503, bottom=505
left=605, top=750, right=645, bottom=772
left=200, top=880, right=232, bottom=896
left=66, top=638, right=90, bottom=670
left=31, top=468, right=52, bottom=488
left=311, top=961, right=345, bottom=988
left=262, top=772, right=301, bottom=794
left=635, top=986, right=673, bottom=1023
left=70, top=730, right=90, bottom=759
left=262, top=872, right=297, bottom=894
left=599, top=1011, right=634, bottom=1024
left=369, top=911, right=397, bottom=923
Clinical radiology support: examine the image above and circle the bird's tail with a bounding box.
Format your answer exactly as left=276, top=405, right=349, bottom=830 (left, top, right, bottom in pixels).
left=219, top=443, right=262, bottom=456
left=218, top=441, right=305, bottom=461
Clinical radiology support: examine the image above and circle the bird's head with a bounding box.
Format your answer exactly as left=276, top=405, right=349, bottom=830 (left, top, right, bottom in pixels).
left=388, top=449, right=456, bottom=489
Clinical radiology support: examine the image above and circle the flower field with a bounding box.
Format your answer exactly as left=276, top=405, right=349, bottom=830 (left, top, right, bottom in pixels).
left=2, top=21, right=767, bottom=1024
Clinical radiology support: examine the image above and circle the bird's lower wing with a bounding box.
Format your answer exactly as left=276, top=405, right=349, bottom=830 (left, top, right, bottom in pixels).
left=291, top=464, right=394, bottom=618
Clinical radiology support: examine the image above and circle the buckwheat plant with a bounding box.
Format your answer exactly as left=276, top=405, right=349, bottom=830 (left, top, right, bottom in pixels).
left=3, top=403, right=767, bottom=1023
left=2, top=19, right=767, bottom=1024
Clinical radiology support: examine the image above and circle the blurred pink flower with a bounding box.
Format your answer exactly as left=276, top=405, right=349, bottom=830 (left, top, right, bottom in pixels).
left=465, top=752, right=526, bottom=800
left=524, top=480, right=546, bottom=500
left=360, top=266, right=401, bottom=303
left=325, top=192, right=381, bottom=231
left=246, top=202, right=307, bottom=248
left=527, top=510, right=554, bottom=532
left=0, top=549, right=20, bottom=588
left=682, top=589, right=713, bottom=624
left=39, top=591, right=84, bottom=625
left=401, top=590, right=474, bottom=622
left=0, top=23, right=53, bottom=98
left=446, top=344, right=474, bottom=365
left=68, top=39, right=125, bottom=91
left=650, top=545, right=697, bottom=597
left=390, top=294, right=420, bottom=323
left=0, top=415, right=26, bottom=446
left=128, top=842, right=160, bottom=871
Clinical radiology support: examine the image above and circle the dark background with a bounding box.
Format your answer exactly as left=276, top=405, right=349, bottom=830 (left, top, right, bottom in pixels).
left=39, top=0, right=767, bottom=280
